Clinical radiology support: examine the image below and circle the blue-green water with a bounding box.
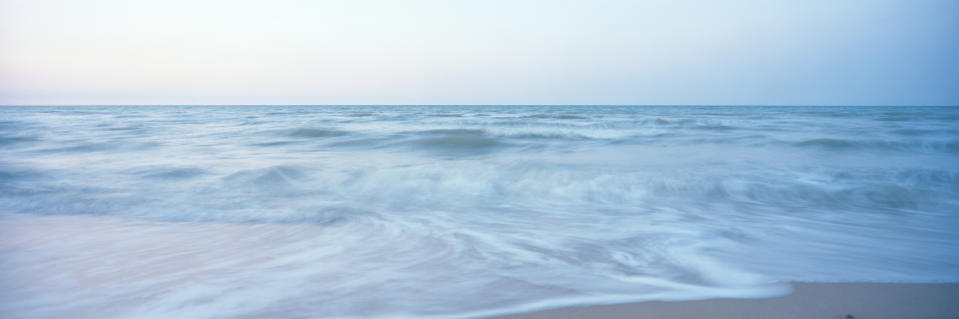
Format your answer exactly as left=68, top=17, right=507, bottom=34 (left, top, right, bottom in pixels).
left=1, top=105, right=958, bottom=318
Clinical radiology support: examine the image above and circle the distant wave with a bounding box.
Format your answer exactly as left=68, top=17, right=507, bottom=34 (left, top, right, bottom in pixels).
left=793, top=138, right=959, bottom=153
left=284, top=127, right=349, bottom=138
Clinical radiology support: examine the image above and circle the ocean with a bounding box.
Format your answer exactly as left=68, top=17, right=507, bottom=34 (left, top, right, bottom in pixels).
left=1, top=105, right=957, bottom=318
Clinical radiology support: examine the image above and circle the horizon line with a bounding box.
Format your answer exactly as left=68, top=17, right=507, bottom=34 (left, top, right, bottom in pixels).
left=2, top=104, right=958, bottom=107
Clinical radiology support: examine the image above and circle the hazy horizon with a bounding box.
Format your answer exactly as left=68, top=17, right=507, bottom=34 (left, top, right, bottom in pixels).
left=2, top=0, right=958, bottom=106
left=3, top=104, right=959, bottom=107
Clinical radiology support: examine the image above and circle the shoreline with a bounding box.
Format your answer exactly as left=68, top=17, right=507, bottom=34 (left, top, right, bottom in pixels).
left=485, top=282, right=959, bottom=319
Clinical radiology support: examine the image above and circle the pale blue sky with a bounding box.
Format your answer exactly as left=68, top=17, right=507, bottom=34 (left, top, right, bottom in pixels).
left=1, top=0, right=957, bottom=105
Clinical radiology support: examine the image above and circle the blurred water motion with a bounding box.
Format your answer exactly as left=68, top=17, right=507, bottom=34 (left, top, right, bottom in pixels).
left=1, top=105, right=958, bottom=318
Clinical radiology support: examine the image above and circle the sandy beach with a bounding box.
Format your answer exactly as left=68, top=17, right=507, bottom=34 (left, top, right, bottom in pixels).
left=488, top=283, right=959, bottom=319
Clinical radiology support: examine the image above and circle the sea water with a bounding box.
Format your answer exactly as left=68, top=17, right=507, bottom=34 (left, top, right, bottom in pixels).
left=1, top=105, right=957, bottom=318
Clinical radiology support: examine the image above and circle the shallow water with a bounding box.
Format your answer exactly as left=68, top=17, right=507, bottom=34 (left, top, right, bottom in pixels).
left=1, top=105, right=958, bottom=318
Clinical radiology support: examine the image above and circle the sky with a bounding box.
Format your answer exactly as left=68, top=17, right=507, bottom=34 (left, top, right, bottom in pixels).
left=0, top=0, right=957, bottom=106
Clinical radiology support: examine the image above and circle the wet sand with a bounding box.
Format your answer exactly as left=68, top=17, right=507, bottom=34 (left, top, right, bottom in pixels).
left=487, top=282, right=959, bottom=319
